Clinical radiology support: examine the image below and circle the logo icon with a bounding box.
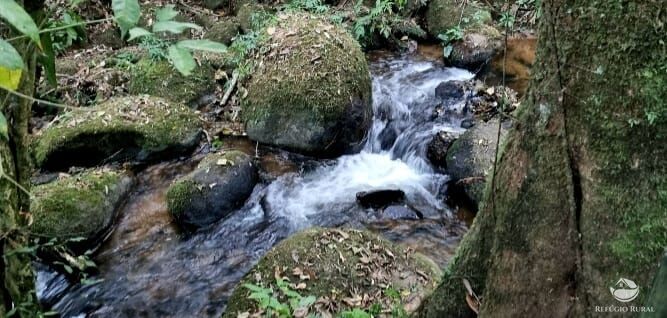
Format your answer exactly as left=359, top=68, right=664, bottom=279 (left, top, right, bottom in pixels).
left=610, top=278, right=639, bottom=302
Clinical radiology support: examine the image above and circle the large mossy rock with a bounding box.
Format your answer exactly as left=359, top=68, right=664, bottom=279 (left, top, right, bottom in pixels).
left=425, top=0, right=492, bottom=38
left=31, top=169, right=134, bottom=249
left=225, top=228, right=440, bottom=317
left=127, top=58, right=217, bottom=106
left=446, top=118, right=509, bottom=206
left=33, top=95, right=202, bottom=170
left=242, top=13, right=372, bottom=156
left=166, top=151, right=258, bottom=231
left=426, top=0, right=500, bottom=70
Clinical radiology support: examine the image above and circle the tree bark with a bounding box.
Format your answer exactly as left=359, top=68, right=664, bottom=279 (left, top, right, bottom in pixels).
left=419, top=0, right=666, bottom=317
left=0, top=1, right=43, bottom=316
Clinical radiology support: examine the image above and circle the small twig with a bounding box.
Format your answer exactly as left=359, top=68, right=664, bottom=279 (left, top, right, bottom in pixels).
left=221, top=72, right=239, bottom=106
left=0, top=86, right=85, bottom=110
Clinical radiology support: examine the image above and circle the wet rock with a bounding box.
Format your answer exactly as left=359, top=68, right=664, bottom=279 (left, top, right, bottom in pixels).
left=32, top=95, right=202, bottom=171
left=356, top=189, right=406, bottom=209
left=460, top=118, right=475, bottom=129
left=383, top=205, right=421, bottom=220
left=224, top=228, right=440, bottom=317
left=205, top=17, right=240, bottom=45
left=446, top=118, right=510, bottom=207
left=448, top=26, right=502, bottom=70
left=30, top=169, right=134, bottom=251
left=435, top=81, right=465, bottom=100
left=166, top=151, right=258, bottom=231
left=127, top=57, right=218, bottom=106
left=243, top=13, right=372, bottom=157
left=427, top=131, right=456, bottom=168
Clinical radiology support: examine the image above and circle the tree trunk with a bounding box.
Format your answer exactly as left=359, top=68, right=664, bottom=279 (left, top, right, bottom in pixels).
left=419, top=1, right=666, bottom=317
left=0, top=1, right=43, bottom=316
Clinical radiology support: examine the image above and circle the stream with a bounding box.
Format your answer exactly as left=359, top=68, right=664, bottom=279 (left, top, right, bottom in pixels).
left=37, top=52, right=476, bottom=317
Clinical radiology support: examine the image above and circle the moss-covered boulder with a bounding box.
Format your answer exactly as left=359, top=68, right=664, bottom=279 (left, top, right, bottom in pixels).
left=205, top=17, right=241, bottom=45
left=426, top=0, right=501, bottom=69
left=225, top=228, right=440, bottom=317
left=33, top=95, right=202, bottom=170
left=446, top=118, right=510, bottom=207
left=243, top=13, right=372, bottom=156
left=31, top=169, right=134, bottom=249
left=167, top=151, right=258, bottom=231
left=126, top=58, right=217, bottom=106
left=425, top=0, right=492, bottom=38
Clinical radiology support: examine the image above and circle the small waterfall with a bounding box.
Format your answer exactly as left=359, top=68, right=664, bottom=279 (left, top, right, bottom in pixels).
left=38, top=54, right=475, bottom=317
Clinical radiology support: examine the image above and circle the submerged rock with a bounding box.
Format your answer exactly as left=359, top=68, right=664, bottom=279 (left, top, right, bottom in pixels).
left=166, top=151, right=258, bottom=231
left=32, top=95, right=202, bottom=170
left=31, top=169, right=134, bottom=250
left=225, top=228, right=440, bottom=317
left=356, top=189, right=406, bottom=209
left=242, top=13, right=372, bottom=157
left=427, top=130, right=456, bottom=169
left=435, top=80, right=466, bottom=100
left=382, top=205, right=422, bottom=220
left=446, top=118, right=510, bottom=206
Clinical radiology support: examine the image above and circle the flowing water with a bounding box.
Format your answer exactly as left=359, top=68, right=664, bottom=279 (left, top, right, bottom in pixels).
left=37, top=53, right=476, bottom=317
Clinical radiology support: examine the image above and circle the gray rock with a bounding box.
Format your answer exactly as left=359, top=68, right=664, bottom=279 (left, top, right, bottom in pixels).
left=446, top=118, right=510, bottom=206
left=382, top=205, right=421, bottom=220
left=167, top=151, right=258, bottom=231
left=435, top=81, right=465, bottom=100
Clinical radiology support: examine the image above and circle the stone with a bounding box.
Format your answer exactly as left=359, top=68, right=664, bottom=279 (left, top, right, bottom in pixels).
left=356, top=189, right=406, bottom=209
left=166, top=151, right=258, bottom=230
left=242, top=13, right=372, bottom=157
left=32, top=95, right=202, bottom=170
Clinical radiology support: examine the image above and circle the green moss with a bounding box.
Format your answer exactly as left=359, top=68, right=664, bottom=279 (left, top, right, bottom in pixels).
left=423, top=1, right=667, bottom=316
left=166, top=179, right=199, bottom=219
left=127, top=58, right=216, bottom=105
left=30, top=170, right=130, bottom=241
left=225, top=228, right=440, bottom=317
left=242, top=12, right=371, bottom=127
left=205, top=17, right=241, bottom=45
left=237, top=3, right=273, bottom=32
left=166, top=151, right=248, bottom=218
left=425, top=0, right=492, bottom=37
left=32, top=95, right=202, bottom=169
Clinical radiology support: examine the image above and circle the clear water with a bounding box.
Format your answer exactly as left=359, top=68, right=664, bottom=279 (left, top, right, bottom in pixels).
left=37, top=53, right=475, bottom=317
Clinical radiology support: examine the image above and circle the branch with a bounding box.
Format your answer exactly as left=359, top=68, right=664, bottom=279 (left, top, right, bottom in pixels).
left=0, top=86, right=87, bottom=110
